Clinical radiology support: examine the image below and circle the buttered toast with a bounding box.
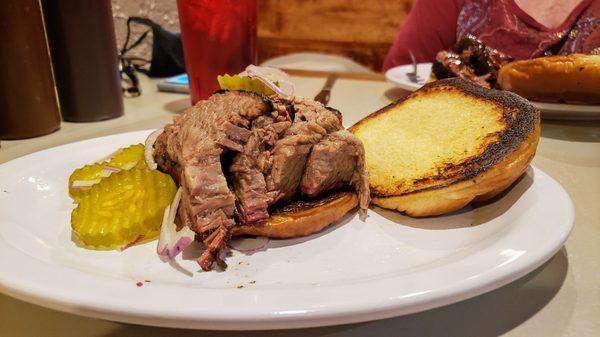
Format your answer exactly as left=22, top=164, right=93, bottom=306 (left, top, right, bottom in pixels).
left=350, top=78, right=540, bottom=217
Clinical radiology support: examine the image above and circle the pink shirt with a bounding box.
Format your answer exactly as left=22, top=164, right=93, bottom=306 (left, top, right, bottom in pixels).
left=383, top=0, right=600, bottom=70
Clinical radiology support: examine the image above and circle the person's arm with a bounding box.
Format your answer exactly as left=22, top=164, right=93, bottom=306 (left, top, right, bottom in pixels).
left=382, top=0, right=464, bottom=71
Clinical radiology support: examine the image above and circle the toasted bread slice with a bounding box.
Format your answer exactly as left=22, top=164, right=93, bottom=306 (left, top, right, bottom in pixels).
left=349, top=78, right=540, bottom=217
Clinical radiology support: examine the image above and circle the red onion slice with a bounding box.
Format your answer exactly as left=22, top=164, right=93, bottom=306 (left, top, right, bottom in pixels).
left=244, top=65, right=295, bottom=97
left=144, top=128, right=163, bottom=170
left=228, top=236, right=270, bottom=253
left=99, top=166, right=121, bottom=178
left=103, top=165, right=121, bottom=172
left=157, top=188, right=195, bottom=261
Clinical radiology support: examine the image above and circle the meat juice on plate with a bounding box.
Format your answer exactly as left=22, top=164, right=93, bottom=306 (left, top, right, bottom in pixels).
left=176, top=0, right=257, bottom=103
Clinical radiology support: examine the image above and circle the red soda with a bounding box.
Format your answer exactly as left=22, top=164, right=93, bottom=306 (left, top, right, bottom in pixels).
left=177, top=0, right=258, bottom=104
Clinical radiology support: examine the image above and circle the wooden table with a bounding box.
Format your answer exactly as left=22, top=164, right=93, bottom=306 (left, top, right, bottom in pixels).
left=1, top=73, right=599, bottom=337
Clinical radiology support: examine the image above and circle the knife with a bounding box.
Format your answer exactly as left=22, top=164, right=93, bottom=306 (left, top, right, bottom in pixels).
left=314, top=74, right=338, bottom=105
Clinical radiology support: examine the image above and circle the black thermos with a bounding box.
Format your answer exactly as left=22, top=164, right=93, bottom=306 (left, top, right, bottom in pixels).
left=42, top=0, right=124, bottom=122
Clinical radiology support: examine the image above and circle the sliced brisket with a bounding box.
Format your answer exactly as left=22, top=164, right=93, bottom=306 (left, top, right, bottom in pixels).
left=230, top=109, right=292, bottom=226
left=154, top=90, right=370, bottom=270
left=153, top=91, right=271, bottom=270
left=264, top=95, right=344, bottom=204
left=301, top=130, right=371, bottom=211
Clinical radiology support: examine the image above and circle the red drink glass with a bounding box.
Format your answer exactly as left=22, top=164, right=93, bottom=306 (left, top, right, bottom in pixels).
left=177, top=0, right=257, bottom=104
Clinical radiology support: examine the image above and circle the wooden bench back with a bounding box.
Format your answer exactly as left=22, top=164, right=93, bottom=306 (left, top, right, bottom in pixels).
left=258, top=0, right=413, bottom=71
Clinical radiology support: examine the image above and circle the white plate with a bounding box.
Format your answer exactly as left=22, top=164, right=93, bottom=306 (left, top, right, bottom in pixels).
left=0, top=131, right=573, bottom=330
left=386, top=63, right=600, bottom=120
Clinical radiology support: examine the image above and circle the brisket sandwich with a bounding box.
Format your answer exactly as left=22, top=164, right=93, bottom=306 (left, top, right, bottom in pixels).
left=153, top=91, right=369, bottom=270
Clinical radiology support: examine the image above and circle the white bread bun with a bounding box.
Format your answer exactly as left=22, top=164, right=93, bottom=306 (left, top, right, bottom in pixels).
left=498, top=54, right=600, bottom=104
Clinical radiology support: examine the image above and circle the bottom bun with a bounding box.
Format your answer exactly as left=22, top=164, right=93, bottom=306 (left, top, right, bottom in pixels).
left=232, top=191, right=358, bottom=238
left=372, top=121, right=540, bottom=217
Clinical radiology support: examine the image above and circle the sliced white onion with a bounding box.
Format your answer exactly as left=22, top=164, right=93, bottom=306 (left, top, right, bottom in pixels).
left=144, top=128, right=163, bottom=170
left=242, top=65, right=290, bottom=79
left=103, top=165, right=121, bottom=172
left=157, top=188, right=195, bottom=261
left=99, top=166, right=121, bottom=178
left=120, top=161, right=137, bottom=171
left=244, top=65, right=295, bottom=97
left=71, top=179, right=101, bottom=188
left=228, top=236, right=269, bottom=253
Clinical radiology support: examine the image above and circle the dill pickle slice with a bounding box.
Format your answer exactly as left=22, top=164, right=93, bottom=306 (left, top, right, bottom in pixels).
left=71, top=167, right=177, bottom=249
left=107, top=143, right=145, bottom=169
left=68, top=163, right=106, bottom=200
left=217, top=74, right=276, bottom=96
left=68, top=144, right=145, bottom=200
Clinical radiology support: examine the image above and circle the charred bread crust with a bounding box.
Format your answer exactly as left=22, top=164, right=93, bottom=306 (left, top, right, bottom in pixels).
left=350, top=78, right=540, bottom=198
left=232, top=191, right=358, bottom=238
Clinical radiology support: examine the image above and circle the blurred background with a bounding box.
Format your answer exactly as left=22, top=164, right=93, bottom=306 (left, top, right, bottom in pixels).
left=2, top=0, right=411, bottom=140
left=111, top=0, right=410, bottom=72
left=2, top=0, right=597, bottom=140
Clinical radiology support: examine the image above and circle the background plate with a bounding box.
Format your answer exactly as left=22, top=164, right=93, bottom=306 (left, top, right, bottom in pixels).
left=385, top=63, right=600, bottom=120
left=0, top=131, right=573, bottom=330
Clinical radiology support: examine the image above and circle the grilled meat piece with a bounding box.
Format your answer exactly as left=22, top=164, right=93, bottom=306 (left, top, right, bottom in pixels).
left=154, top=91, right=369, bottom=270
left=432, top=35, right=513, bottom=89
left=433, top=50, right=491, bottom=88
left=263, top=96, right=343, bottom=204
left=301, top=130, right=370, bottom=211
left=154, top=91, right=271, bottom=270
left=231, top=114, right=292, bottom=226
